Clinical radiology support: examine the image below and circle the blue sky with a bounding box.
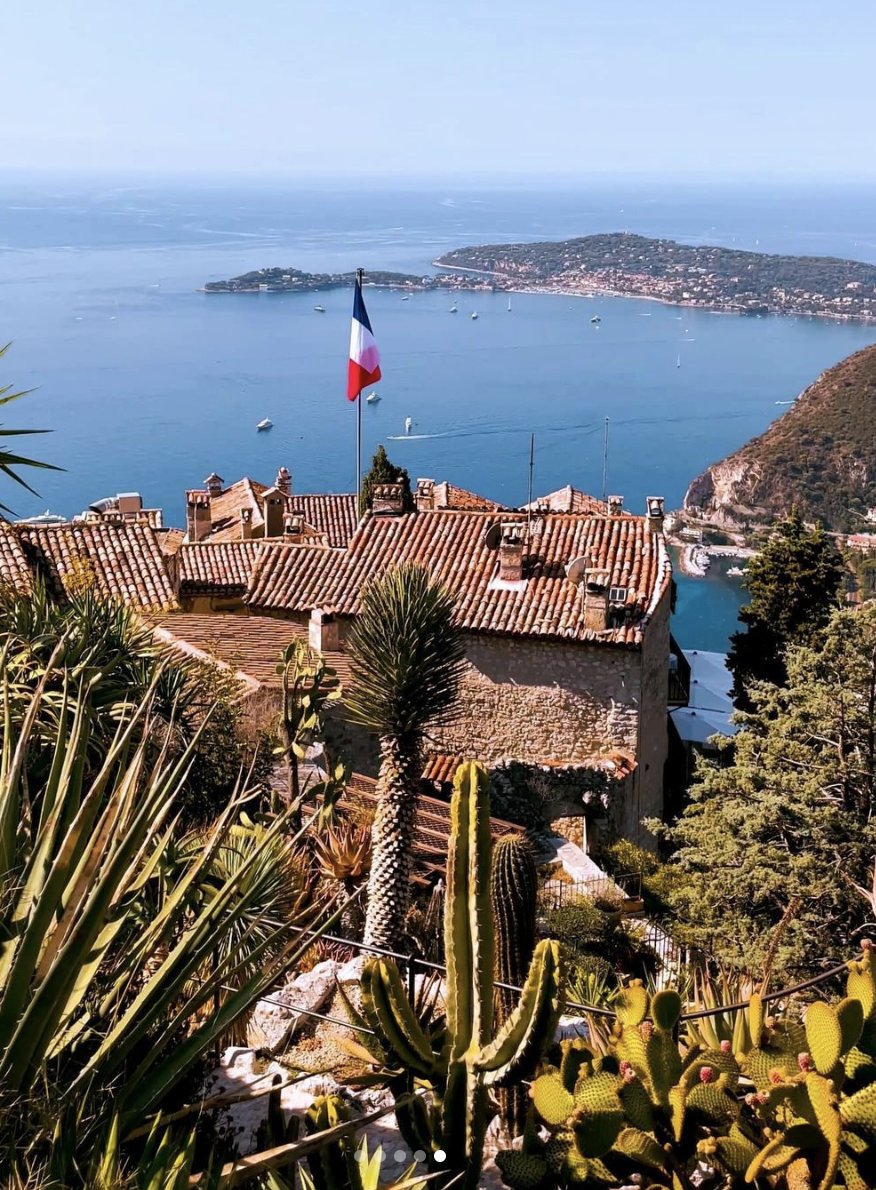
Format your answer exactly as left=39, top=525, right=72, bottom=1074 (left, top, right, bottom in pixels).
left=6, top=0, right=876, bottom=179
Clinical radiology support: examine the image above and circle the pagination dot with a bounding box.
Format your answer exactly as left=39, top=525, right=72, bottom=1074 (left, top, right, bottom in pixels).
left=434, top=1149, right=447, bottom=1163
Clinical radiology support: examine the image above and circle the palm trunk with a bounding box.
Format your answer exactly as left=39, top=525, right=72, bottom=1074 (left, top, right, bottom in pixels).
left=363, top=734, right=421, bottom=947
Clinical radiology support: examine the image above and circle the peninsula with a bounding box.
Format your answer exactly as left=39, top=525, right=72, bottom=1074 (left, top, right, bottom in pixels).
left=207, top=235, right=876, bottom=321
left=435, top=232, right=876, bottom=321
left=202, top=266, right=477, bottom=294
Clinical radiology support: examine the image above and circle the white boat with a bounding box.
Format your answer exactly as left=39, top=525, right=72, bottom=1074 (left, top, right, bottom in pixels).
left=256, top=418, right=273, bottom=431
left=507, top=297, right=512, bottom=311
left=590, top=315, right=601, bottom=324
left=676, top=354, right=681, bottom=368
left=450, top=303, right=458, bottom=313
left=471, top=311, right=479, bottom=320
left=401, top=295, right=411, bottom=301
left=366, top=391, right=380, bottom=404
left=313, top=304, right=326, bottom=313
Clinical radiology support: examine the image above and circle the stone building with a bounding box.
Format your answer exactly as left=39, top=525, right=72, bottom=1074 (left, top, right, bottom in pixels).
left=1, top=471, right=674, bottom=849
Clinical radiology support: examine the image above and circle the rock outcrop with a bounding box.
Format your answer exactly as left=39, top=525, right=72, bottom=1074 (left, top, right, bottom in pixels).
left=684, top=344, right=876, bottom=531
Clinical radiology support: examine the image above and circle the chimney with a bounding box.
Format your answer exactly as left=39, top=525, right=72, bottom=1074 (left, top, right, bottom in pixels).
left=283, top=511, right=304, bottom=541
left=117, top=492, right=143, bottom=518
left=583, top=567, right=611, bottom=632
left=204, top=472, right=223, bottom=497
left=308, top=608, right=340, bottom=653
left=415, top=477, right=436, bottom=511
left=185, top=490, right=212, bottom=543
left=498, top=522, right=526, bottom=582
left=372, top=482, right=405, bottom=516
left=607, top=495, right=624, bottom=517
left=275, top=466, right=292, bottom=496
left=262, top=487, right=285, bottom=538
left=239, top=507, right=253, bottom=541
left=646, top=496, right=665, bottom=533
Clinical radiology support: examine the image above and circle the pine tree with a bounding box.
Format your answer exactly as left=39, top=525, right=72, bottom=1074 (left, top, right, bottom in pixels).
left=727, top=509, right=844, bottom=707
left=660, top=602, right=876, bottom=981
left=358, top=444, right=414, bottom=516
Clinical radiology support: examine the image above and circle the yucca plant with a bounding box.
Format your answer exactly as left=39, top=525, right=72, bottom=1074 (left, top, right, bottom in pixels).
left=344, top=563, right=465, bottom=947
left=0, top=661, right=350, bottom=1183
left=0, top=341, right=60, bottom=514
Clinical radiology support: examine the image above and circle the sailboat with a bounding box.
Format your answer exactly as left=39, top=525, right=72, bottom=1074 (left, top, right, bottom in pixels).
left=676, top=353, right=681, bottom=369
left=507, top=296, right=512, bottom=312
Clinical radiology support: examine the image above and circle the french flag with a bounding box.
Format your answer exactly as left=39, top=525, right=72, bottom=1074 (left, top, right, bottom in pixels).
left=347, top=275, right=382, bottom=401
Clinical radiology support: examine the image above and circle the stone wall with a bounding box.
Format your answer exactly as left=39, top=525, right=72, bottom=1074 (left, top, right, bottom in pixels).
left=431, top=634, right=642, bottom=764
left=628, top=584, right=671, bottom=846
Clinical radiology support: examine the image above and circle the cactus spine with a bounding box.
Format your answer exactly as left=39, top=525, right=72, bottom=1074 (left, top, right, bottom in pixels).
left=360, top=762, right=564, bottom=1190
left=492, top=834, right=539, bottom=1136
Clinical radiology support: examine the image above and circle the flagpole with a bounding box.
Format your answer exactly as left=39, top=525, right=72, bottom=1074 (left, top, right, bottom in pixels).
left=356, top=267, right=364, bottom=502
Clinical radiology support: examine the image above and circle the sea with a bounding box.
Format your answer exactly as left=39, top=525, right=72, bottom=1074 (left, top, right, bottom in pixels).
left=2, top=175, right=876, bottom=651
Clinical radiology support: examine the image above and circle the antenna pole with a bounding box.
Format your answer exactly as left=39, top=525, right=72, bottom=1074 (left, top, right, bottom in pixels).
left=527, top=432, right=535, bottom=507
left=601, top=416, right=610, bottom=502
left=526, top=432, right=535, bottom=544
left=355, top=268, right=364, bottom=501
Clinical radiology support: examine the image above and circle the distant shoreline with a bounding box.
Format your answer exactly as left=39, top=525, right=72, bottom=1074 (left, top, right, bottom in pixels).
left=432, top=258, right=876, bottom=325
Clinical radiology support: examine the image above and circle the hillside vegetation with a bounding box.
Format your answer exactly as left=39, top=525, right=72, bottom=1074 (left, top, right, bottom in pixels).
left=685, top=342, right=876, bottom=531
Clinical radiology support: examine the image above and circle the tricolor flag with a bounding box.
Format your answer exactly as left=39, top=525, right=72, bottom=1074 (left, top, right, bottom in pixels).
left=347, top=274, right=382, bottom=401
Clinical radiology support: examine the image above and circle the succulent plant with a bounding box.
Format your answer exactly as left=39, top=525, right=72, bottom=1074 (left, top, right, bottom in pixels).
left=496, top=944, right=876, bottom=1189
left=357, top=762, right=564, bottom=1189
left=492, top=834, right=539, bottom=1136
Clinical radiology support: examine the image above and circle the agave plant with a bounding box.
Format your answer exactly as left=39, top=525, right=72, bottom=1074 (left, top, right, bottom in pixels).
left=0, top=660, right=351, bottom=1183
left=312, top=819, right=372, bottom=888
left=344, top=563, right=465, bottom=946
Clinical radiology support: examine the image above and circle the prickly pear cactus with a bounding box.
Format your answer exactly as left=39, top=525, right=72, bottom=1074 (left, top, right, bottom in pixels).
left=496, top=943, right=876, bottom=1190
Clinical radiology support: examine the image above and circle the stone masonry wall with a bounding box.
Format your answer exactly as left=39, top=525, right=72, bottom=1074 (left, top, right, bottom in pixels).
left=431, top=633, right=642, bottom=766
left=627, top=584, right=671, bottom=846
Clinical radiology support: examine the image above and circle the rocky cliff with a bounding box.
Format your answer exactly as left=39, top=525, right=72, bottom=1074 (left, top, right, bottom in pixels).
left=684, top=343, right=876, bottom=531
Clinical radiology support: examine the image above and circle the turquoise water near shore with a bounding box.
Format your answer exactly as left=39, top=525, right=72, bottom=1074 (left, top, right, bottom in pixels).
left=2, top=177, right=875, bottom=651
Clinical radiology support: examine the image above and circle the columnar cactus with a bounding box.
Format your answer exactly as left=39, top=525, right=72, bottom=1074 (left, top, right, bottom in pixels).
left=497, top=946, right=876, bottom=1190
left=492, top=834, right=539, bottom=1135
left=359, top=762, right=564, bottom=1190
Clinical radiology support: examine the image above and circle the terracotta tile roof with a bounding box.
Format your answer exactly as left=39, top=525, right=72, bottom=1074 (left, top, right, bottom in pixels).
left=345, top=771, right=522, bottom=879
left=177, top=541, right=265, bottom=593
left=525, top=486, right=610, bottom=515
left=149, top=611, right=353, bottom=689
left=432, top=482, right=504, bottom=512
left=247, top=509, right=671, bottom=647
left=288, top=493, right=359, bottom=547
left=423, top=751, right=636, bottom=785
left=157, top=528, right=185, bottom=556
left=17, top=522, right=177, bottom=610
left=206, top=478, right=268, bottom=542
left=0, top=522, right=32, bottom=595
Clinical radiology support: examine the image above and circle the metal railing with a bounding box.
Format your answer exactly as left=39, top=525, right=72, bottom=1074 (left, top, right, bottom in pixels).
left=538, top=871, right=643, bottom=911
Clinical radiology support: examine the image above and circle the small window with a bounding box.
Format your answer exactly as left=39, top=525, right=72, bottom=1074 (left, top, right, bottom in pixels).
left=609, top=585, right=628, bottom=604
